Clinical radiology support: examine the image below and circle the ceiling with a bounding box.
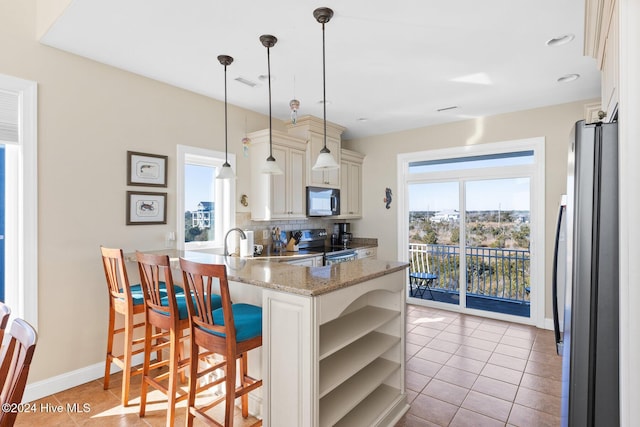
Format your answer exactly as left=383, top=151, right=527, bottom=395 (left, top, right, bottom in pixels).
left=40, top=0, right=600, bottom=140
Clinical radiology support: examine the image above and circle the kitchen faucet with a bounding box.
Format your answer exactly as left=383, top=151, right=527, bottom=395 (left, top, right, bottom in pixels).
left=223, top=228, right=247, bottom=256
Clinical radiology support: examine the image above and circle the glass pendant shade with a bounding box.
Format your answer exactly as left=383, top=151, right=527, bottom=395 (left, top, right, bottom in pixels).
left=261, top=156, right=283, bottom=175
left=216, top=162, right=236, bottom=179
left=216, top=54, right=236, bottom=180
left=313, top=149, right=339, bottom=170
left=312, top=7, right=339, bottom=172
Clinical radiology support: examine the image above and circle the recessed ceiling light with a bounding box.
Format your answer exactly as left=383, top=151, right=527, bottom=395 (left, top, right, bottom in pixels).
left=258, top=74, right=276, bottom=82
left=546, top=34, right=575, bottom=47
left=437, top=106, right=458, bottom=112
left=235, top=77, right=257, bottom=87
left=317, top=100, right=332, bottom=105
left=557, top=74, right=580, bottom=83
left=356, top=118, right=368, bottom=122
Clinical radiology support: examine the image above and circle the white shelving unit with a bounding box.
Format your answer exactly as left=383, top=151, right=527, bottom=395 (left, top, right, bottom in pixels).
left=319, top=306, right=398, bottom=359
left=315, top=273, right=406, bottom=427
left=262, top=269, right=407, bottom=426
left=320, top=358, right=399, bottom=427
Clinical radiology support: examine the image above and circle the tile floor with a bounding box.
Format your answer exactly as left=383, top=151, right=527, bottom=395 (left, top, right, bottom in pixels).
left=396, top=304, right=562, bottom=427
left=13, top=366, right=260, bottom=426
left=13, top=304, right=562, bottom=426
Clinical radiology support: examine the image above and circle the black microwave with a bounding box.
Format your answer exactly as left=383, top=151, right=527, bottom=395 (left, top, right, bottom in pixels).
left=306, top=186, right=340, bottom=217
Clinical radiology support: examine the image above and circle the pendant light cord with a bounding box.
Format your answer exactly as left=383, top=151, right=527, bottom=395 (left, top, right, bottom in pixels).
left=322, top=21, right=328, bottom=152
left=267, top=45, right=274, bottom=160
left=224, top=63, right=229, bottom=165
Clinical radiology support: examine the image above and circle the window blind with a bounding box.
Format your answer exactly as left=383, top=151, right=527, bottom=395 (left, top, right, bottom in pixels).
left=0, top=89, right=19, bottom=143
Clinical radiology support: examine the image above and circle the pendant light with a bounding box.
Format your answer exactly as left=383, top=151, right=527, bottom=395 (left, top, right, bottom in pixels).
left=216, top=54, right=236, bottom=180
left=312, top=7, right=339, bottom=171
left=260, top=34, right=284, bottom=175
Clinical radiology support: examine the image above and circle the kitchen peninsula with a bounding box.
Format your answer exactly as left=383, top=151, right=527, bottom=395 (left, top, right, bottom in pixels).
left=128, top=249, right=409, bottom=426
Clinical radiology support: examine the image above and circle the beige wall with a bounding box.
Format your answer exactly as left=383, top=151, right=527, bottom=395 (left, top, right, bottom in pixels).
left=0, top=1, right=274, bottom=382
left=343, top=100, right=595, bottom=321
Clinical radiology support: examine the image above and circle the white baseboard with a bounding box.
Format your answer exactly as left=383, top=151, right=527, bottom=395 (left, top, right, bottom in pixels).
left=543, top=317, right=555, bottom=331
left=22, top=353, right=147, bottom=403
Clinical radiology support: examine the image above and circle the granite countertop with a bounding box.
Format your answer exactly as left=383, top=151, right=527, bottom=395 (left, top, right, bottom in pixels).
left=252, top=242, right=378, bottom=261
left=126, top=248, right=407, bottom=297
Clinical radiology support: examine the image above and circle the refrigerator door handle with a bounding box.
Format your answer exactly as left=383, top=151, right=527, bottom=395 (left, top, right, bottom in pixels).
left=552, top=201, right=565, bottom=355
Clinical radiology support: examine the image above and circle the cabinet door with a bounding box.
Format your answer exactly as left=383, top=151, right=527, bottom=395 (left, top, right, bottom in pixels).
left=601, top=0, right=618, bottom=120
left=347, top=161, right=362, bottom=216
left=340, top=160, right=362, bottom=218
left=340, top=161, right=350, bottom=215
left=270, top=145, right=288, bottom=218
left=309, top=134, right=340, bottom=188
left=289, top=148, right=307, bottom=217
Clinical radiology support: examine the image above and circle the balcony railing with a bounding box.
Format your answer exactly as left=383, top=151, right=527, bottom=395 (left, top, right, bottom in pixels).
left=409, top=243, right=530, bottom=305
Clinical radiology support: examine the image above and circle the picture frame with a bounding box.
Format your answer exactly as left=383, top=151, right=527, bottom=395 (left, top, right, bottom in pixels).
left=127, top=151, right=168, bottom=187
left=126, top=191, right=167, bottom=225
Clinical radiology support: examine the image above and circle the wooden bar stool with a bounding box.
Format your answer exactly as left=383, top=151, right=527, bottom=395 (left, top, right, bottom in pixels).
left=136, top=252, right=222, bottom=427
left=180, top=258, right=263, bottom=427
left=100, top=246, right=157, bottom=406
left=0, top=318, right=37, bottom=427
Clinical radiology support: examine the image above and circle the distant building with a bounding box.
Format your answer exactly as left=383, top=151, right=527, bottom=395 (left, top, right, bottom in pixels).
left=429, top=210, right=460, bottom=223
left=192, top=201, right=213, bottom=228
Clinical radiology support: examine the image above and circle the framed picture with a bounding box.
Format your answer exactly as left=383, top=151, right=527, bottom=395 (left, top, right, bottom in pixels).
left=127, top=151, right=168, bottom=187
left=126, top=191, right=167, bottom=225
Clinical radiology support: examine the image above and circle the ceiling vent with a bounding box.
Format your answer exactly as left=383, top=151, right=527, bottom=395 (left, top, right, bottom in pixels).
left=234, top=77, right=257, bottom=87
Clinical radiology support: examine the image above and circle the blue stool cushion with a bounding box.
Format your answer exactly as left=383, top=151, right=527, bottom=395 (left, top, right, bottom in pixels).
left=157, top=293, right=222, bottom=320
left=122, top=282, right=183, bottom=306
left=204, top=304, right=262, bottom=342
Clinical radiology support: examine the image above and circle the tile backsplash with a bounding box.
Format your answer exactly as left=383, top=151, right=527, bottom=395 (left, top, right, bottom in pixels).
left=236, top=213, right=344, bottom=245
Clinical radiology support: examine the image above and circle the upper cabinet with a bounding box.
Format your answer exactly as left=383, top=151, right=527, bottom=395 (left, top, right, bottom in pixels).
left=339, top=149, right=365, bottom=219
left=249, top=116, right=364, bottom=221
left=248, top=129, right=307, bottom=221
left=287, top=116, right=346, bottom=189
left=585, top=0, right=619, bottom=121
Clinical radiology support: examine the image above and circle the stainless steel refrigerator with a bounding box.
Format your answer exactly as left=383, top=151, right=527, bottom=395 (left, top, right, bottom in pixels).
left=553, top=120, right=619, bottom=426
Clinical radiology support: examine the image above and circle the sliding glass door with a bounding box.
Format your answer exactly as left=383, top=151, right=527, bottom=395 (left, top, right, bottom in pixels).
left=464, top=178, right=531, bottom=317
left=409, top=181, right=460, bottom=307
left=403, top=143, right=541, bottom=323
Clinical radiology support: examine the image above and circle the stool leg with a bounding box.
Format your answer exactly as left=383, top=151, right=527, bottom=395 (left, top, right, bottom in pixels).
left=139, top=320, right=152, bottom=417
left=240, top=353, right=249, bottom=418
left=103, top=306, right=116, bottom=390
left=186, top=339, right=198, bottom=427
left=225, top=356, right=237, bottom=427
left=179, top=330, right=186, bottom=384
left=165, top=331, right=179, bottom=427
left=121, top=312, right=134, bottom=407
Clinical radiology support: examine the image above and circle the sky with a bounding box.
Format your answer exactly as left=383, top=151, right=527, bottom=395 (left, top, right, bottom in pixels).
left=185, top=163, right=215, bottom=211
left=409, top=178, right=531, bottom=212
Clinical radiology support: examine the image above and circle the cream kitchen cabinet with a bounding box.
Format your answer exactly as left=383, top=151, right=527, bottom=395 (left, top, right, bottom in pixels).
left=249, top=129, right=307, bottom=220
left=287, top=115, right=346, bottom=189
left=585, top=0, right=619, bottom=121
left=339, top=149, right=365, bottom=218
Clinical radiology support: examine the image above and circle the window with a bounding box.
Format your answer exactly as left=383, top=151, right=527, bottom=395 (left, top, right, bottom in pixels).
left=0, top=74, right=37, bottom=329
left=177, top=145, right=235, bottom=250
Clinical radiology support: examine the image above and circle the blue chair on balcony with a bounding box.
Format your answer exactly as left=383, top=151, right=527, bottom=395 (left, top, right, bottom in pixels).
left=409, top=248, right=438, bottom=300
